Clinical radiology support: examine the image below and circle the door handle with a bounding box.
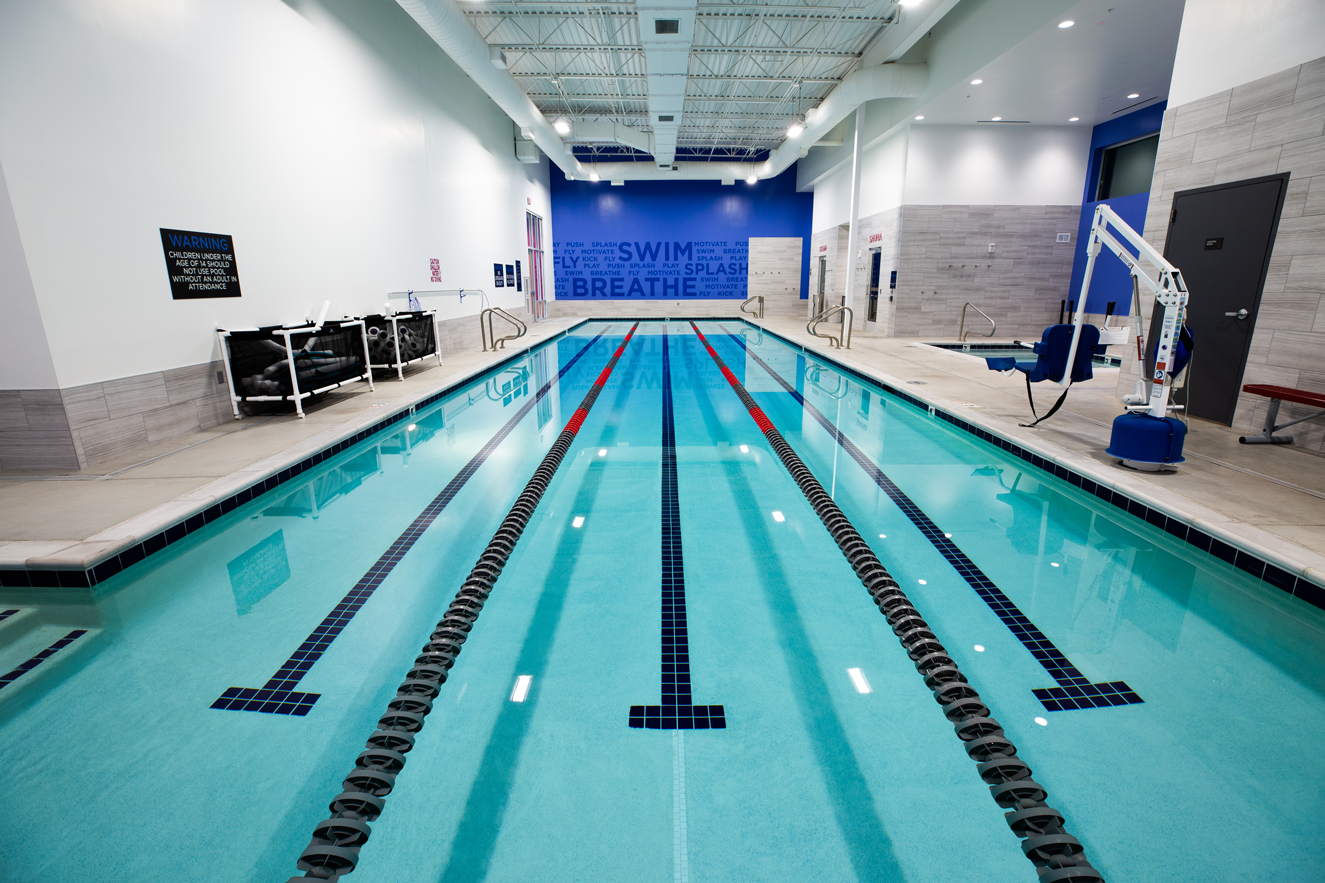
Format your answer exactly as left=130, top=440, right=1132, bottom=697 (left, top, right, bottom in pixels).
left=1224, top=309, right=1249, bottom=320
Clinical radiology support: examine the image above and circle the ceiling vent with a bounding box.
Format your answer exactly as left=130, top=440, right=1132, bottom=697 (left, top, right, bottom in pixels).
left=655, top=19, right=680, bottom=34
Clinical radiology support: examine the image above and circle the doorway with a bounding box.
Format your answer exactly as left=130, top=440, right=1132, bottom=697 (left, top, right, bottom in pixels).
left=814, top=255, right=827, bottom=316
left=1162, top=173, right=1288, bottom=425
left=526, top=211, right=546, bottom=321
left=866, top=249, right=882, bottom=324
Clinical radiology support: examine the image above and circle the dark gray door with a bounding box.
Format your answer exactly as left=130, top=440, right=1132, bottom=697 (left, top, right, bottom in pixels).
left=1163, top=174, right=1288, bottom=425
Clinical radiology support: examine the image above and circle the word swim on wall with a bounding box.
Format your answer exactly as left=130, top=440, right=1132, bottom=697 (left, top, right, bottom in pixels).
left=556, top=240, right=749, bottom=299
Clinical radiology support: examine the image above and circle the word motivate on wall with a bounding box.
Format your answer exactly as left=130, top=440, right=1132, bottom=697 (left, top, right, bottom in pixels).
left=555, top=240, right=750, bottom=299
left=160, top=228, right=241, bottom=299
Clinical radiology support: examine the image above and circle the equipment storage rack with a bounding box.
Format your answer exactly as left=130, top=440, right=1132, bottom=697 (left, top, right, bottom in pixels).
left=217, top=318, right=374, bottom=419
left=361, top=310, right=442, bottom=380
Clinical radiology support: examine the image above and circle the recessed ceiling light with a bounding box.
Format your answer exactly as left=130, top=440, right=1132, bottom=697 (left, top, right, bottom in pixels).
left=1128, top=93, right=1140, bottom=99
left=1058, top=20, right=1074, bottom=28
left=589, top=172, right=600, bottom=183
left=1069, top=117, right=1080, bottom=122
left=991, top=116, right=1002, bottom=121
left=746, top=174, right=759, bottom=185
left=970, top=78, right=983, bottom=85
left=914, top=115, right=925, bottom=120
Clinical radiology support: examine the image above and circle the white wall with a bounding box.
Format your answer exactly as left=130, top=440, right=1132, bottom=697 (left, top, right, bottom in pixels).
left=0, top=160, right=58, bottom=389
left=903, top=125, right=1089, bottom=206
left=810, top=124, right=909, bottom=230
left=0, top=0, right=551, bottom=389
left=1168, top=0, right=1325, bottom=106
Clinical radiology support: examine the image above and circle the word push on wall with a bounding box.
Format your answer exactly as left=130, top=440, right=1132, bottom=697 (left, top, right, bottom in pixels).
left=555, top=239, right=749, bottom=299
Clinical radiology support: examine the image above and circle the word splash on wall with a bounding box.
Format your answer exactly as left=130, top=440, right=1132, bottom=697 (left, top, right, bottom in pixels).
left=556, top=239, right=749, bottom=299
left=550, top=173, right=813, bottom=301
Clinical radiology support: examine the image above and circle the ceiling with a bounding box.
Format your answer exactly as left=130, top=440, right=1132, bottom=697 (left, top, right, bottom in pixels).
left=462, top=0, right=908, bottom=161
left=913, top=0, right=1184, bottom=127
left=456, top=0, right=1187, bottom=165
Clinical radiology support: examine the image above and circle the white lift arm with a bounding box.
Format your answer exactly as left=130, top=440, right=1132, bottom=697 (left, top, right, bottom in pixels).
left=1070, top=203, right=1189, bottom=419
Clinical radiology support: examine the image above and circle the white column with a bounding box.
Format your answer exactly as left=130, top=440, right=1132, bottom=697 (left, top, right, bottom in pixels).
left=842, top=103, right=866, bottom=328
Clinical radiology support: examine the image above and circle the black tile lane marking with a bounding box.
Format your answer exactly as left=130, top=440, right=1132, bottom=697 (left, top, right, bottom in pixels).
left=629, top=327, right=726, bottom=731
left=717, top=327, right=1141, bottom=713
left=0, top=630, right=89, bottom=691
left=211, top=331, right=610, bottom=716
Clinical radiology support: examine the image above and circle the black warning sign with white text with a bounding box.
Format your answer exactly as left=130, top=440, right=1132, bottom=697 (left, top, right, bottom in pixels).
left=160, top=228, right=242, bottom=299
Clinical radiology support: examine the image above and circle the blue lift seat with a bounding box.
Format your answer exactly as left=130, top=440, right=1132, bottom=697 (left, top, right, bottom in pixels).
left=986, top=324, right=1106, bottom=427
left=984, top=324, right=1104, bottom=382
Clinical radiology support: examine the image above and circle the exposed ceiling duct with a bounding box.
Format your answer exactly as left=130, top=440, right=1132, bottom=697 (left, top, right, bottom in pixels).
left=586, top=62, right=927, bottom=181
left=395, top=0, right=586, bottom=179
left=397, top=0, right=925, bottom=182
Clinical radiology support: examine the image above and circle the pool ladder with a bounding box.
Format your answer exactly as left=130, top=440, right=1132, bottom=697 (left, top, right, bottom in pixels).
left=959, top=302, right=996, bottom=341
left=740, top=295, right=764, bottom=319
left=479, top=307, right=527, bottom=351
left=807, top=305, right=853, bottom=349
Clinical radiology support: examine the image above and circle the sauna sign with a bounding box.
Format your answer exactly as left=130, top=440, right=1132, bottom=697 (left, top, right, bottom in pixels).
left=160, top=228, right=241, bottom=299
left=555, top=240, right=749, bottom=299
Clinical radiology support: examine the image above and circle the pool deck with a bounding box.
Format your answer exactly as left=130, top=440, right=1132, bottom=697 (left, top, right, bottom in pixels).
left=0, top=317, right=582, bottom=581
left=745, top=316, right=1325, bottom=592
left=1, top=313, right=1323, bottom=596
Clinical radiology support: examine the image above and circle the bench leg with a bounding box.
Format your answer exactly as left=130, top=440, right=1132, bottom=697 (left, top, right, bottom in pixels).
left=1240, top=398, right=1293, bottom=444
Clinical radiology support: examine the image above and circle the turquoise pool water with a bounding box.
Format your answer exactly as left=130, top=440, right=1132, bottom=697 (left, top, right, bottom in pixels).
left=1, top=320, right=1322, bottom=882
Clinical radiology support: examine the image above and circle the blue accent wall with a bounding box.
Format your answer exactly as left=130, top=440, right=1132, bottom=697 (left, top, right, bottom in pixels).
left=1068, top=102, right=1166, bottom=317
left=550, top=165, right=813, bottom=301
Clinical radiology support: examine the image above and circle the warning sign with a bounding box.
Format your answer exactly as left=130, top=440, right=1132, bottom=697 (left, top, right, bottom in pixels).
left=160, top=228, right=241, bottom=299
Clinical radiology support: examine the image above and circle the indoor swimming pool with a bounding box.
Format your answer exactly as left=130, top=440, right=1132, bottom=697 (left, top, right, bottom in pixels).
left=2, top=320, right=1323, bottom=882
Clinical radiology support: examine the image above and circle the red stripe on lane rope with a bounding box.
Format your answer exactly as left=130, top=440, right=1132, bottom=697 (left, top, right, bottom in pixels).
left=564, top=409, right=589, bottom=436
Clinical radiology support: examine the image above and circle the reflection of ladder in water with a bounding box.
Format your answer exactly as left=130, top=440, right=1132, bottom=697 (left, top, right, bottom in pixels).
left=487, top=365, right=531, bottom=405
left=0, top=606, right=99, bottom=703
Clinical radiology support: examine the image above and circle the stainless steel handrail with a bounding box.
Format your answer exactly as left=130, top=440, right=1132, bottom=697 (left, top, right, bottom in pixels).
left=740, top=295, right=764, bottom=319
left=807, top=305, right=853, bottom=349
left=480, top=307, right=527, bottom=351
left=959, top=303, right=996, bottom=341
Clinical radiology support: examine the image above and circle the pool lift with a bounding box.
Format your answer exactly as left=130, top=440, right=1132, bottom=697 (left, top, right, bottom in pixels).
left=985, top=203, right=1192, bottom=471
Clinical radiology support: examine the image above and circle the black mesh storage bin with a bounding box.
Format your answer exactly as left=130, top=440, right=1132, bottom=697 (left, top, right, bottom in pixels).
left=362, top=311, right=439, bottom=379
left=219, top=319, right=372, bottom=418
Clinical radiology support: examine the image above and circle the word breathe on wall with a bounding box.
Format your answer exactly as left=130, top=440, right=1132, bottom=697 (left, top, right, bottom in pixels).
left=160, top=228, right=241, bottom=299
left=556, top=240, right=749, bottom=299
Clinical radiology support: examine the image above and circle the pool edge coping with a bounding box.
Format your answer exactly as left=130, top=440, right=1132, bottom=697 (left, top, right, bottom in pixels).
left=0, top=318, right=596, bottom=592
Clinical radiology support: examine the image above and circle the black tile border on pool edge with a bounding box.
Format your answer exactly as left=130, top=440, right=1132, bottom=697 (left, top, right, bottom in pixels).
left=740, top=319, right=1325, bottom=613
left=0, top=320, right=601, bottom=592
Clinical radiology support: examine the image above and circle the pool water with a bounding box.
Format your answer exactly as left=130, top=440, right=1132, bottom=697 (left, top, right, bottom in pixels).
left=2, top=320, right=1322, bottom=882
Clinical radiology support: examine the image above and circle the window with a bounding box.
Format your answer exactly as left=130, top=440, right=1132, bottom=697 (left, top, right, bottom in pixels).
left=1096, top=134, right=1159, bottom=201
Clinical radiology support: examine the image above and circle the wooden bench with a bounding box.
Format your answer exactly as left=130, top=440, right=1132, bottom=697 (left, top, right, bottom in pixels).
left=1240, top=384, right=1325, bottom=445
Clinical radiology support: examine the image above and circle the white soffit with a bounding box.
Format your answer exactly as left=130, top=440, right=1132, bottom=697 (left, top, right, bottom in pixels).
left=912, top=0, right=1184, bottom=128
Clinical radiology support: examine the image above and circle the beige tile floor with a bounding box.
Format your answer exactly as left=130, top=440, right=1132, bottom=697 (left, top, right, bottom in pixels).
left=1, top=313, right=1322, bottom=589
left=745, top=316, right=1325, bottom=586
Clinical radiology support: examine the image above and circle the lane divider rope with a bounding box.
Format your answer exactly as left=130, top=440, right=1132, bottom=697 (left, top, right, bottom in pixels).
left=688, top=322, right=1105, bottom=883
left=288, top=323, right=641, bottom=881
